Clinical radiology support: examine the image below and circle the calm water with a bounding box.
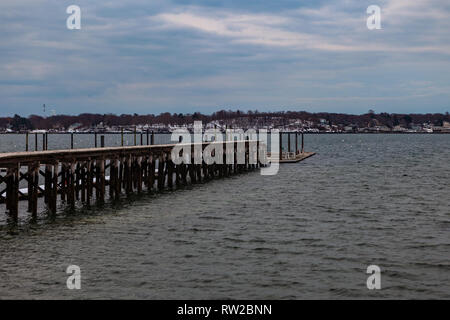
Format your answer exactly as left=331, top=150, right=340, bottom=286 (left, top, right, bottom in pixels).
left=0, top=134, right=449, bottom=299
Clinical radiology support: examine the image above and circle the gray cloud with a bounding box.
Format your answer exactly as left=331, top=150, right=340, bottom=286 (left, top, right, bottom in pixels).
left=1, top=0, right=449, bottom=115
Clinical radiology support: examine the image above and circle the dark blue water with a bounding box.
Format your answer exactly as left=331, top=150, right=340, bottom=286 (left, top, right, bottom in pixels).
left=0, top=134, right=449, bottom=299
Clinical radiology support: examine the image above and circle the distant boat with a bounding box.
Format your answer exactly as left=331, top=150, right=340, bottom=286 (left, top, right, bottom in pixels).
left=31, top=129, right=47, bottom=133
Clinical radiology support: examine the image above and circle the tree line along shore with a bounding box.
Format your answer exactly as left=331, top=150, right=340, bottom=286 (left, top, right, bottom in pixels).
left=1, top=110, right=449, bottom=133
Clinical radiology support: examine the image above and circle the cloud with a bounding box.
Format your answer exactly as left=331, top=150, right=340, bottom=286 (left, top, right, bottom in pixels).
left=0, top=0, right=449, bottom=115
left=154, top=3, right=450, bottom=54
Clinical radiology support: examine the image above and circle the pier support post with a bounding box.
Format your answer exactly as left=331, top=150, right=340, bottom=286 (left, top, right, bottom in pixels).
left=25, top=162, right=38, bottom=217
left=99, top=159, right=105, bottom=203
left=44, top=164, right=52, bottom=203
left=157, top=154, right=165, bottom=191
left=148, top=156, right=155, bottom=191
left=68, top=163, right=75, bottom=209
left=75, top=163, right=80, bottom=200
left=126, top=155, right=133, bottom=194
left=137, top=156, right=143, bottom=193
left=288, top=132, right=291, bottom=155
left=256, top=130, right=260, bottom=168
left=60, top=163, right=67, bottom=202
left=6, top=165, right=19, bottom=221
left=81, top=162, right=86, bottom=203
left=87, top=160, right=93, bottom=206
left=32, top=162, right=39, bottom=218
left=109, top=159, right=115, bottom=199
left=301, top=131, right=304, bottom=153
left=279, top=132, right=282, bottom=161
left=118, top=157, right=124, bottom=195
left=167, top=155, right=174, bottom=190
left=50, top=163, right=58, bottom=215
left=116, top=158, right=122, bottom=199
left=27, top=165, right=33, bottom=212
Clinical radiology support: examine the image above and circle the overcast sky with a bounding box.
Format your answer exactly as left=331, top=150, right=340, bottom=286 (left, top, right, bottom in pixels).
left=1, top=0, right=450, bottom=116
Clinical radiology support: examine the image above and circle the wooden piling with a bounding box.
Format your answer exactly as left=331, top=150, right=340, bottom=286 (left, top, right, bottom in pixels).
left=99, top=159, right=105, bottom=202
left=6, top=165, right=19, bottom=220
left=157, top=154, right=165, bottom=191
left=80, top=162, right=86, bottom=203
left=44, top=164, right=52, bottom=203
left=27, top=165, right=33, bottom=212
left=60, top=163, right=66, bottom=202
left=50, top=163, right=58, bottom=214
left=68, top=163, right=75, bottom=209
left=279, top=132, right=282, bottom=161
left=126, top=155, right=133, bottom=194
left=32, top=162, right=39, bottom=218
left=87, top=160, right=93, bottom=205
left=148, top=155, right=155, bottom=191
left=118, top=157, right=124, bottom=195
left=288, top=132, right=291, bottom=154
left=167, top=155, right=174, bottom=190
left=75, top=163, right=80, bottom=200
left=301, top=131, right=304, bottom=153
left=137, top=156, right=143, bottom=193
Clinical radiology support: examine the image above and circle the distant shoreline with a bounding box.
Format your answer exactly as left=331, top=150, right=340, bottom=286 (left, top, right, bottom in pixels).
left=0, top=131, right=449, bottom=135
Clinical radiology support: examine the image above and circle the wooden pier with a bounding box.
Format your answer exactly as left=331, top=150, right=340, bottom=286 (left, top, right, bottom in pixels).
left=0, top=140, right=266, bottom=221
left=274, top=151, right=316, bottom=163
left=0, top=132, right=316, bottom=222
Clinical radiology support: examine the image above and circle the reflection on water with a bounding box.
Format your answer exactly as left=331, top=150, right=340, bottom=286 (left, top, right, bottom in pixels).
left=0, top=134, right=449, bottom=299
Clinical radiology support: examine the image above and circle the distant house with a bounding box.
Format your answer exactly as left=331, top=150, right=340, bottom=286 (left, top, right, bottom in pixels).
left=344, top=126, right=352, bottom=132
left=68, top=123, right=82, bottom=132
left=378, top=126, right=391, bottom=132
left=393, top=125, right=407, bottom=132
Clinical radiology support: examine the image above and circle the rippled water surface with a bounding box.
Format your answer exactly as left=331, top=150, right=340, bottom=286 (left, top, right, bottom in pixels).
left=0, top=134, right=449, bottom=299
